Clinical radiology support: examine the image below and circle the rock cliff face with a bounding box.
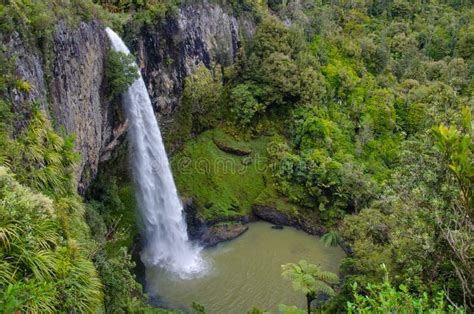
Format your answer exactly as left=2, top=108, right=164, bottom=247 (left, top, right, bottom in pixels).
left=5, top=33, right=48, bottom=132
left=6, top=1, right=255, bottom=192
left=49, top=21, right=124, bottom=193
left=131, top=1, right=256, bottom=128
left=6, top=20, right=125, bottom=193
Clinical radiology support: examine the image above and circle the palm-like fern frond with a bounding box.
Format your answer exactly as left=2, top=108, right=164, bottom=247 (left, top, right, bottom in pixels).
left=320, top=231, right=342, bottom=247
left=282, top=260, right=339, bottom=296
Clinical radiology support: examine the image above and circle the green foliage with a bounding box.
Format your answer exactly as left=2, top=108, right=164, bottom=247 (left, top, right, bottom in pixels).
left=191, top=301, right=206, bottom=314
left=169, top=65, right=223, bottom=146
left=0, top=280, right=57, bottom=313
left=94, top=248, right=145, bottom=312
left=230, top=83, right=265, bottom=126
left=282, top=260, right=339, bottom=313
left=339, top=111, right=473, bottom=309
left=347, top=265, right=463, bottom=313
left=282, top=260, right=339, bottom=297
left=277, top=304, right=305, bottom=314
left=320, top=232, right=342, bottom=248
left=226, top=17, right=311, bottom=127
left=4, top=108, right=79, bottom=197
left=226, top=0, right=265, bottom=17
left=183, top=65, right=223, bottom=133
left=0, top=104, right=145, bottom=312
left=0, top=167, right=103, bottom=312
left=180, top=1, right=472, bottom=311
left=167, top=7, right=470, bottom=310
left=432, top=107, right=473, bottom=211
left=96, top=0, right=180, bottom=28
left=106, top=50, right=140, bottom=98
left=86, top=175, right=150, bottom=312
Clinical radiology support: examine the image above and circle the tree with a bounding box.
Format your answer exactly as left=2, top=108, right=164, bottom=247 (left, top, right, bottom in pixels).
left=179, top=65, right=223, bottom=135
left=230, top=83, right=265, bottom=126
left=281, top=260, right=339, bottom=314
left=431, top=108, right=473, bottom=308
left=432, top=107, right=473, bottom=213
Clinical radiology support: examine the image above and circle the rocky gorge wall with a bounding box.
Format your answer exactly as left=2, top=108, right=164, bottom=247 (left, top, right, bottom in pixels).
left=6, top=1, right=256, bottom=193
left=130, top=1, right=256, bottom=134
left=5, top=20, right=123, bottom=193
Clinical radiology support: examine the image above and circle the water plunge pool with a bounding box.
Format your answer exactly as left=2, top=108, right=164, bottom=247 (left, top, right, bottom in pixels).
left=146, top=222, right=345, bottom=313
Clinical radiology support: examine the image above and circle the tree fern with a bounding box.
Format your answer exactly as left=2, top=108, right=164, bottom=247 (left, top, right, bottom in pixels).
left=282, top=260, right=339, bottom=314
left=320, top=231, right=342, bottom=247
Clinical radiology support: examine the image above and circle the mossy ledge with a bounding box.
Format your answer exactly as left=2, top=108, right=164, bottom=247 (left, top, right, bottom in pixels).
left=174, top=128, right=327, bottom=246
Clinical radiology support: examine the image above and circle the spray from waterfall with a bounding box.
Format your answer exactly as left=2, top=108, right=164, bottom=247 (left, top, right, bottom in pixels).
left=105, top=28, right=205, bottom=277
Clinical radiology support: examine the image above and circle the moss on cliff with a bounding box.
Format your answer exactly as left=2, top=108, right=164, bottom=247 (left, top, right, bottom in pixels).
left=171, top=129, right=271, bottom=220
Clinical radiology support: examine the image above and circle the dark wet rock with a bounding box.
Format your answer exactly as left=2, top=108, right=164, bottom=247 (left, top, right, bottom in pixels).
left=201, top=222, right=249, bottom=247
left=253, top=204, right=325, bottom=236
left=213, top=137, right=252, bottom=156
left=3, top=32, right=47, bottom=133
left=183, top=197, right=251, bottom=247
left=50, top=20, right=126, bottom=193
left=130, top=234, right=146, bottom=290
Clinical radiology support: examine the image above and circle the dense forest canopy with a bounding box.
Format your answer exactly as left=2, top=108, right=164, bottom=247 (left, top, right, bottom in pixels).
left=0, top=0, right=472, bottom=313
left=173, top=0, right=473, bottom=311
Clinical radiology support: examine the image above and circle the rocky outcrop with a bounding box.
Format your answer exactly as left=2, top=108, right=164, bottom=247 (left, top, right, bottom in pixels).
left=4, top=33, right=48, bottom=133
left=5, top=20, right=126, bottom=194
left=253, top=204, right=326, bottom=236
left=201, top=223, right=249, bottom=247
left=184, top=197, right=251, bottom=247
left=213, top=137, right=252, bottom=156
left=50, top=21, right=125, bottom=193
left=131, top=1, right=256, bottom=131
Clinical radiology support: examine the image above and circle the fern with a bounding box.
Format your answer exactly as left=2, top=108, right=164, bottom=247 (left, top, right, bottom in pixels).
left=0, top=167, right=103, bottom=311
left=282, top=259, right=339, bottom=312
left=3, top=108, right=80, bottom=197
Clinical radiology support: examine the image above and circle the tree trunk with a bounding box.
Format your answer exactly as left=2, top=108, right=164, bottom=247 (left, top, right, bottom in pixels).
left=306, top=293, right=312, bottom=314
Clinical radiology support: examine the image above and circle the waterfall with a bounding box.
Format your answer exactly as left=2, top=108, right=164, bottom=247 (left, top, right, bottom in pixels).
left=105, top=28, right=204, bottom=277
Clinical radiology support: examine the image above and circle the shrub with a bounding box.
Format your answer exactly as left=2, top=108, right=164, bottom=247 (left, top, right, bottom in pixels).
left=0, top=167, right=103, bottom=312
left=347, top=265, right=464, bottom=313
left=230, top=83, right=265, bottom=126
left=105, top=50, right=139, bottom=98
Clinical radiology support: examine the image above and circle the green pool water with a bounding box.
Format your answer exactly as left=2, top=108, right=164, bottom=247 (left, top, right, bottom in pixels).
left=146, top=222, right=345, bottom=313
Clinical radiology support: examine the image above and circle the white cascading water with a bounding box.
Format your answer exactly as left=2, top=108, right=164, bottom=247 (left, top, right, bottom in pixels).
left=105, top=28, right=205, bottom=277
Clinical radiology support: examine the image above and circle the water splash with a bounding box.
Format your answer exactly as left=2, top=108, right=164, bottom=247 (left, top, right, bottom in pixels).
left=105, top=28, right=205, bottom=277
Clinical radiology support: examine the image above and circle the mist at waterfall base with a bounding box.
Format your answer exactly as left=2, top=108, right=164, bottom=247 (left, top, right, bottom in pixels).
left=147, top=222, right=345, bottom=313
left=105, top=28, right=206, bottom=278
